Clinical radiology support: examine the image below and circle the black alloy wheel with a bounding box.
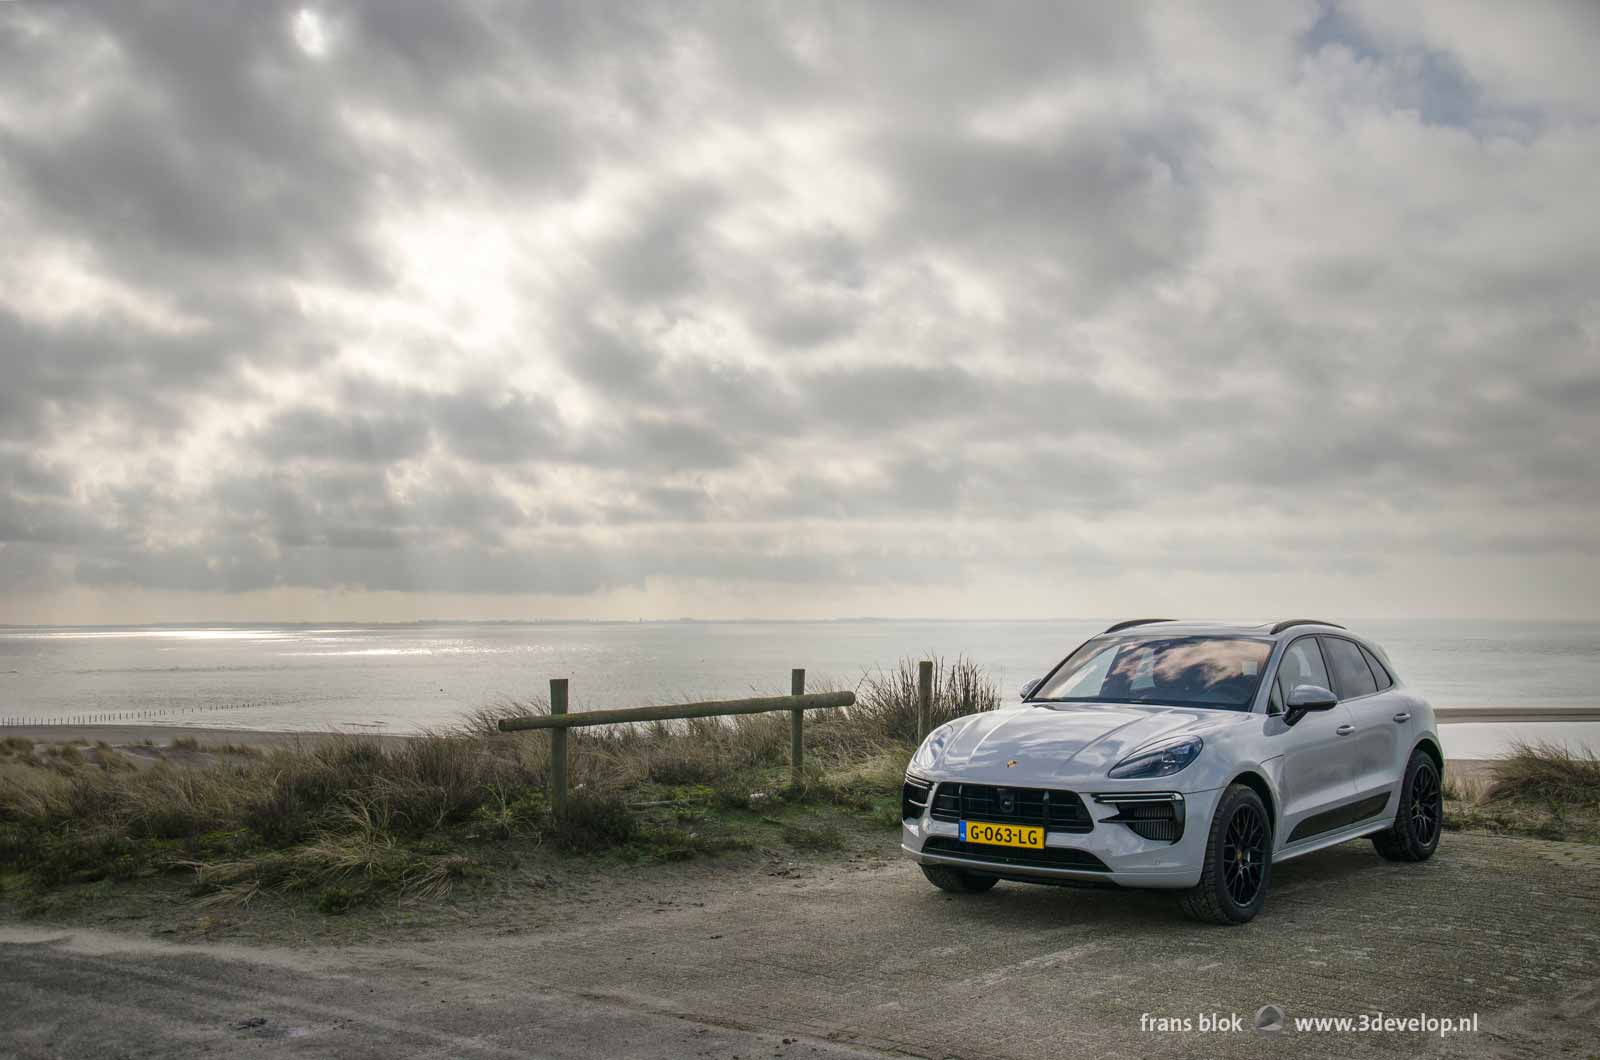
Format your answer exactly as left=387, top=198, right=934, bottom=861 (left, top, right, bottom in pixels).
left=1181, top=783, right=1273, bottom=925
left=1373, top=749, right=1444, bottom=862
left=1222, top=802, right=1269, bottom=907
left=1409, top=759, right=1442, bottom=847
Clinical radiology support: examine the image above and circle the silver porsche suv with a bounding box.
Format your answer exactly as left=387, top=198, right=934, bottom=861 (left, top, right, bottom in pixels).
left=901, top=620, right=1444, bottom=924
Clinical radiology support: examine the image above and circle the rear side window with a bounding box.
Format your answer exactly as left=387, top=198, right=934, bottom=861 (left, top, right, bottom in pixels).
left=1320, top=637, right=1378, bottom=700
left=1359, top=645, right=1394, bottom=691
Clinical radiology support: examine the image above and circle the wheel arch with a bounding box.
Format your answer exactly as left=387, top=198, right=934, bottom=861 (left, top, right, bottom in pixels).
left=1413, top=736, right=1444, bottom=774
left=1227, top=769, right=1278, bottom=839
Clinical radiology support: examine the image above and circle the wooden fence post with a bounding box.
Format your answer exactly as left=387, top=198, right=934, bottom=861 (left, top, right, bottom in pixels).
left=917, top=660, right=934, bottom=742
left=790, top=668, right=805, bottom=786
left=550, top=678, right=569, bottom=814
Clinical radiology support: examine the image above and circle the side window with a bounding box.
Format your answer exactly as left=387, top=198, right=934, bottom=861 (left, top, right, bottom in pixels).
left=1359, top=644, right=1394, bottom=692
left=1320, top=637, right=1378, bottom=700
left=1274, top=638, right=1332, bottom=705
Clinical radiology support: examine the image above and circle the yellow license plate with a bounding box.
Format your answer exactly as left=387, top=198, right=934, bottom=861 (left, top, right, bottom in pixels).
left=960, top=821, right=1044, bottom=849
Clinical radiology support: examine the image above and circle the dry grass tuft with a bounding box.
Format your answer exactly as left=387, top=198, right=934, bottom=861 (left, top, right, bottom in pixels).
left=1487, top=741, right=1600, bottom=807
left=843, top=656, right=1001, bottom=746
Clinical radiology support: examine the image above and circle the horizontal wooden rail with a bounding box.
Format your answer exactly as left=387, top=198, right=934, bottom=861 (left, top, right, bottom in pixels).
left=498, top=673, right=854, bottom=809
left=497, top=690, right=855, bottom=732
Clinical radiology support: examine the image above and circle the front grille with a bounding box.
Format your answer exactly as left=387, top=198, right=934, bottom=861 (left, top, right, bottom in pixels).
left=929, top=783, right=1093, bottom=833
left=902, top=774, right=932, bottom=821
left=922, top=836, right=1111, bottom=872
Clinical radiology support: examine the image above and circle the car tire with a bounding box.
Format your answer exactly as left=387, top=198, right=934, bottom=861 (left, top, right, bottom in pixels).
left=920, top=865, right=999, bottom=894
left=1180, top=784, right=1272, bottom=925
left=1371, top=750, right=1443, bottom=862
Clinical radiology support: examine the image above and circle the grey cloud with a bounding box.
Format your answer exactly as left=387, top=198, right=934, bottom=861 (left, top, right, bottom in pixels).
left=593, top=181, right=727, bottom=303
left=3, top=2, right=382, bottom=288
left=1, top=2, right=1597, bottom=617
left=0, top=308, right=238, bottom=442
left=283, top=378, right=750, bottom=475
left=753, top=299, right=863, bottom=350
left=0, top=449, right=70, bottom=498
left=430, top=389, right=563, bottom=465
left=577, top=416, right=741, bottom=473
left=66, top=531, right=898, bottom=597
left=252, top=407, right=431, bottom=464
left=0, top=492, right=112, bottom=548
left=879, top=119, right=1206, bottom=298
left=560, top=317, right=666, bottom=400
left=451, top=93, right=589, bottom=195
left=799, top=363, right=992, bottom=434
left=76, top=538, right=281, bottom=595
left=0, top=542, right=66, bottom=593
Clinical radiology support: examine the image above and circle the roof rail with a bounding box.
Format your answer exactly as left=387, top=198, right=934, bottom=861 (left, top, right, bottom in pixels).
left=1103, top=618, right=1175, bottom=634
left=1269, top=619, right=1346, bottom=635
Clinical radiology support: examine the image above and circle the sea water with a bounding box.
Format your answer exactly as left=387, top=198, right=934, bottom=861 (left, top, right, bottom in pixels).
left=1, top=619, right=1595, bottom=757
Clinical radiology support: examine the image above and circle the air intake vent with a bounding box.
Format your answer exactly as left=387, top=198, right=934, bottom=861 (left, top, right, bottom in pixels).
left=902, top=774, right=933, bottom=821
left=1094, top=794, right=1186, bottom=843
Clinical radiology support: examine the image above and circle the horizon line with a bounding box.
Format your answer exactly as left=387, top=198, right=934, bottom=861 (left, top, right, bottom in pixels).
left=1, top=615, right=1592, bottom=630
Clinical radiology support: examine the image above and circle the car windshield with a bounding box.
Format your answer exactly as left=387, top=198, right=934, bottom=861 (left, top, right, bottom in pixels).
left=1029, top=635, right=1272, bottom=711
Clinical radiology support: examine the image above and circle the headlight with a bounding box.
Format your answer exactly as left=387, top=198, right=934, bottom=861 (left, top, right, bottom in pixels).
left=910, top=723, right=956, bottom=771
left=1108, top=736, right=1203, bottom=779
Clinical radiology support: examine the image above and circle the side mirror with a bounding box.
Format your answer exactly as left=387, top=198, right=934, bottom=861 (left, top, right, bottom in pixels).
left=1283, top=683, right=1337, bottom=725
left=1019, top=678, right=1042, bottom=701
left=1286, top=684, right=1338, bottom=711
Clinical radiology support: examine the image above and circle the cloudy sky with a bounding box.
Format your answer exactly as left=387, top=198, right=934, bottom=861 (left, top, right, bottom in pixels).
left=1, top=1, right=1596, bottom=625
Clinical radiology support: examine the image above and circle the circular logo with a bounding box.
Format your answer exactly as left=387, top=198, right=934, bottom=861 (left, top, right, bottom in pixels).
left=1254, top=1004, right=1286, bottom=1033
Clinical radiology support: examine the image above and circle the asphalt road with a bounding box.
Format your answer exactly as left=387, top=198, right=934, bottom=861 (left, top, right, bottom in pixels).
left=3, top=832, right=1598, bottom=1060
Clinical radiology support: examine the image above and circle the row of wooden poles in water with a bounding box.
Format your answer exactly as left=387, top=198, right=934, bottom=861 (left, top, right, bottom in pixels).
left=1, top=702, right=264, bottom=726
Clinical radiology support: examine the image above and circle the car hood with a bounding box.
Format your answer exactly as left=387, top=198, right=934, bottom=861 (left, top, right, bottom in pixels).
left=920, top=703, right=1244, bottom=783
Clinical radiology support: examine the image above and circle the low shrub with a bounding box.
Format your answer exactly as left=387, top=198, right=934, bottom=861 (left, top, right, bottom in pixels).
left=470, top=786, right=547, bottom=840
left=547, top=793, right=637, bottom=854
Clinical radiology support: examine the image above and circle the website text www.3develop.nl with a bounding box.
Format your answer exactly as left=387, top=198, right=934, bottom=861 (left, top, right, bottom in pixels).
left=1140, top=1007, right=1479, bottom=1039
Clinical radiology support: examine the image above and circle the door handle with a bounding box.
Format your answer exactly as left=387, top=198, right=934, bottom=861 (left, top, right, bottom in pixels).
left=1336, top=724, right=1355, bottom=736
left=1392, top=712, right=1411, bottom=723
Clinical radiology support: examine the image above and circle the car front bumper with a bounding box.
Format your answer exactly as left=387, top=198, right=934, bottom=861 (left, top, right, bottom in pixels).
left=901, top=781, right=1223, bottom=889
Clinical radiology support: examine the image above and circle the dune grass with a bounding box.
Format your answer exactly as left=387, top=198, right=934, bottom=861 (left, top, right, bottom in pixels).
left=1444, top=741, right=1600, bottom=844
left=0, top=657, right=999, bottom=913
left=1486, top=741, right=1600, bottom=807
